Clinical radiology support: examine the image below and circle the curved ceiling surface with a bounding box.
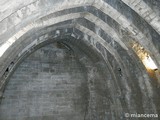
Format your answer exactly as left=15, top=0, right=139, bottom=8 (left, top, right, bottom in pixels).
left=0, top=0, right=160, bottom=119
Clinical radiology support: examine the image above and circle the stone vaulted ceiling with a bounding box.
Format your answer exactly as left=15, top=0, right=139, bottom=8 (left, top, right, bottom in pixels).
left=0, top=0, right=160, bottom=119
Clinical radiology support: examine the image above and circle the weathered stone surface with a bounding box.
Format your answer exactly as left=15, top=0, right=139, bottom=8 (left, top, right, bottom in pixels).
left=0, top=0, right=160, bottom=120
left=0, top=44, right=89, bottom=120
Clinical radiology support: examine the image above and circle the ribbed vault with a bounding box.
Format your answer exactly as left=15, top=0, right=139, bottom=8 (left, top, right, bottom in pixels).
left=0, top=0, right=160, bottom=119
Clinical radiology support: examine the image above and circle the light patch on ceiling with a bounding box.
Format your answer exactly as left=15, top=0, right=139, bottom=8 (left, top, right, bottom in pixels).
left=0, top=42, right=11, bottom=57
left=143, top=56, right=158, bottom=70
left=131, top=41, right=158, bottom=70
left=0, top=24, right=34, bottom=57
left=0, top=38, right=17, bottom=57
left=0, top=36, right=17, bottom=57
